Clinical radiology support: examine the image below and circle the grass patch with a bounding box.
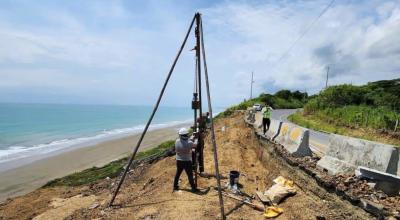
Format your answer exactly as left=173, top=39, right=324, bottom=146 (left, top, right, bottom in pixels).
left=288, top=111, right=400, bottom=147
left=288, top=111, right=346, bottom=134
left=135, top=140, right=175, bottom=159
left=43, top=140, right=175, bottom=187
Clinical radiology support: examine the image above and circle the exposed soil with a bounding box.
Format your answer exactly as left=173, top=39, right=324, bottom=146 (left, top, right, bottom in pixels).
left=0, top=112, right=375, bottom=219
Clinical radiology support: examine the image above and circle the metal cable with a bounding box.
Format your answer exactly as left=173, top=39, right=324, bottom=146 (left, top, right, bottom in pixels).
left=275, top=0, right=336, bottom=63
left=108, top=14, right=196, bottom=207
left=200, top=15, right=226, bottom=220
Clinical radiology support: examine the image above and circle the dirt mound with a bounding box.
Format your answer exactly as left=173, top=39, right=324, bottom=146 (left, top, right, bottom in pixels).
left=0, top=112, right=373, bottom=219
left=33, top=194, right=97, bottom=220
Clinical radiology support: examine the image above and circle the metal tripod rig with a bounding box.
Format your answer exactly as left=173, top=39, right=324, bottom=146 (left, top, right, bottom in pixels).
left=191, top=12, right=205, bottom=189
left=108, top=12, right=226, bottom=219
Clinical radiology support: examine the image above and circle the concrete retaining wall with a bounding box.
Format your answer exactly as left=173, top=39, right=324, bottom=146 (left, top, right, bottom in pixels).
left=317, top=134, right=400, bottom=176
left=274, top=122, right=312, bottom=157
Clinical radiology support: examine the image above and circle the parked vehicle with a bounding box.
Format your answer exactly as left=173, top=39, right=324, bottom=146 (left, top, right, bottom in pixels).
left=253, top=104, right=262, bottom=111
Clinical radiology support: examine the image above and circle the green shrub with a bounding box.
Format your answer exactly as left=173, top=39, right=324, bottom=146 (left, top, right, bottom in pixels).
left=215, top=89, right=308, bottom=119
left=43, top=140, right=175, bottom=187
left=302, top=78, right=400, bottom=131
left=318, top=84, right=366, bottom=107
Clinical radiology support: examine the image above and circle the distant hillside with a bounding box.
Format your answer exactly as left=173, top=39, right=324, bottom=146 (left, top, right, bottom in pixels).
left=306, top=78, right=400, bottom=112
left=361, top=78, right=400, bottom=111
left=302, top=78, right=400, bottom=131
left=288, top=78, right=400, bottom=145
left=216, top=89, right=307, bottom=118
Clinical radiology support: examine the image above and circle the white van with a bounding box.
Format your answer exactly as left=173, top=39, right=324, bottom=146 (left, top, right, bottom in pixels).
left=252, top=104, right=262, bottom=111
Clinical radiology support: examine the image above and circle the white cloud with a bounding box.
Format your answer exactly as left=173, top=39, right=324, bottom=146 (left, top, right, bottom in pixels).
left=203, top=0, right=400, bottom=97
left=0, top=0, right=399, bottom=106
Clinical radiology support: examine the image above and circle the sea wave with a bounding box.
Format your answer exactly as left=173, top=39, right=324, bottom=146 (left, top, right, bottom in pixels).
left=0, top=119, right=191, bottom=164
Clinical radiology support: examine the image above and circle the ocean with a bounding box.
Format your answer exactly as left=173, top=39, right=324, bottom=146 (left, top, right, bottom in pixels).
left=0, top=103, right=211, bottom=165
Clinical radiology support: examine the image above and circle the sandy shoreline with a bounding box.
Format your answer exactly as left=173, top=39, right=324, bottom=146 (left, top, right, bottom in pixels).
left=0, top=123, right=188, bottom=202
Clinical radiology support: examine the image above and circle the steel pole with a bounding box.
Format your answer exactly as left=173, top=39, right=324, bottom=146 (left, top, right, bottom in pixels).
left=200, top=15, right=226, bottom=220
left=108, top=14, right=196, bottom=207
left=195, top=13, right=205, bottom=174
left=196, top=13, right=203, bottom=122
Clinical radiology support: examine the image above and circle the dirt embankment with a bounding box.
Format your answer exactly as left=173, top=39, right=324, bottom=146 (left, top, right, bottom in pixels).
left=0, top=112, right=373, bottom=219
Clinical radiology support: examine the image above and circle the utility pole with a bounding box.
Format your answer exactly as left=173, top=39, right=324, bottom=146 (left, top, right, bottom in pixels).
left=325, top=66, right=330, bottom=89
left=250, top=71, right=254, bottom=99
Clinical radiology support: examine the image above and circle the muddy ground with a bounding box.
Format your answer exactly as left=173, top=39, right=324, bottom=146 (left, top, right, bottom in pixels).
left=0, top=112, right=374, bottom=219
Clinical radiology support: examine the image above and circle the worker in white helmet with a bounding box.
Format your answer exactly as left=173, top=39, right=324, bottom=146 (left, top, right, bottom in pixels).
left=173, top=127, right=198, bottom=192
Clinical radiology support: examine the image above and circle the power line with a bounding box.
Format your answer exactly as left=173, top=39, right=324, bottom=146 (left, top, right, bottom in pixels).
left=275, top=0, right=336, bottom=64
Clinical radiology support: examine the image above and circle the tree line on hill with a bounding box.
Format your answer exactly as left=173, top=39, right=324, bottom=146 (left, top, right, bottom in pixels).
left=216, top=89, right=307, bottom=118
left=304, top=78, right=400, bottom=131
left=218, top=78, right=399, bottom=132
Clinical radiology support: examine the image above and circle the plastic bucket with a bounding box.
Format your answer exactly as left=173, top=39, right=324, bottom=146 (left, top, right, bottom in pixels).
left=229, top=170, right=240, bottom=186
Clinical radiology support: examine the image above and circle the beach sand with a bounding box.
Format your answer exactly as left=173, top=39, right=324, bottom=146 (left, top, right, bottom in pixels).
left=0, top=124, right=187, bottom=202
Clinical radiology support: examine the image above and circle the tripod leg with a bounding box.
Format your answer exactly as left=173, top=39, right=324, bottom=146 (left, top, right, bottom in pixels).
left=108, top=14, right=196, bottom=207
left=199, top=15, right=226, bottom=219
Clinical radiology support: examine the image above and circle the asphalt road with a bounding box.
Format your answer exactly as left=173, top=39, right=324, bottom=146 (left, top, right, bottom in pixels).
left=271, top=109, right=330, bottom=155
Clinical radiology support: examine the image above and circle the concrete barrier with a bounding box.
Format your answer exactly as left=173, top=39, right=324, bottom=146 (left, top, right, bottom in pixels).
left=357, top=166, right=400, bottom=196
left=265, top=119, right=282, bottom=141
left=317, top=134, right=400, bottom=176
left=244, top=109, right=256, bottom=125
left=249, top=110, right=256, bottom=124
left=398, top=152, right=400, bottom=176
left=252, top=112, right=281, bottom=141
left=253, top=112, right=263, bottom=131
left=274, top=122, right=312, bottom=157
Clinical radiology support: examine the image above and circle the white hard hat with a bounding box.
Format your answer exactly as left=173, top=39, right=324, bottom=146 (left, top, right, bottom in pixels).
left=178, top=127, right=189, bottom=135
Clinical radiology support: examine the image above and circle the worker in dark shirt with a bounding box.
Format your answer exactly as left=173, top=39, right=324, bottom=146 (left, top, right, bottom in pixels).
left=262, top=105, right=273, bottom=134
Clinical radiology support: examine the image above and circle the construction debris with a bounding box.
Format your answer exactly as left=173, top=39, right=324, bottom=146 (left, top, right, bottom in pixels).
left=256, top=191, right=270, bottom=203
left=357, top=166, right=400, bottom=196
left=220, top=191, right=264, bottom=212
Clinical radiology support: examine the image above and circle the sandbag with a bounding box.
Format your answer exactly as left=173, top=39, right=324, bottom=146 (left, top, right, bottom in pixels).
left=264, top=206, right=284, bottom=218
left=264, top=176, right=296, bottom=204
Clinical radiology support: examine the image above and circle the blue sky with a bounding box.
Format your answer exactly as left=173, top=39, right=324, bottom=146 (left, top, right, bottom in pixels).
left=0, top=0, right=399, bottom=107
